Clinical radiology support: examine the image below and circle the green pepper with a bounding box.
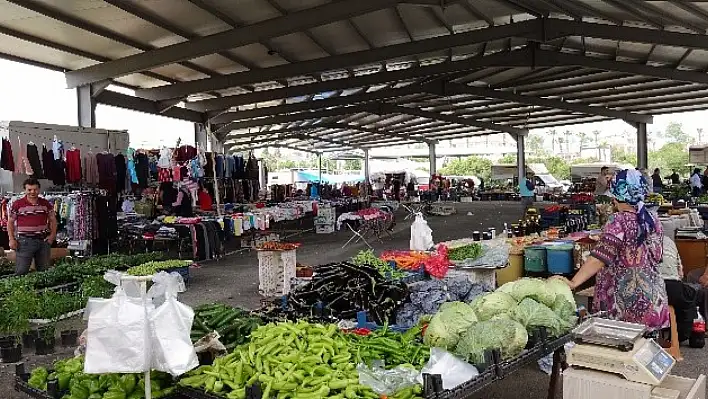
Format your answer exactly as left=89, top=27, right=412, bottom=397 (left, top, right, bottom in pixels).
left=205, top=376, right=216, bottom=391
left=179, top=374, right=208, bottom=388
left=213, top=380, right=224, bottom=393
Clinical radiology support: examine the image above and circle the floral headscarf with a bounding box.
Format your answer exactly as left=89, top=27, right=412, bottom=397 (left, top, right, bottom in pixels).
left=611, top=169, right=655, bottom=243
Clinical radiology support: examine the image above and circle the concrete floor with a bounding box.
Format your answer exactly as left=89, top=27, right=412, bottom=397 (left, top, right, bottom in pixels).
left=6, top=202, right=707, bottom=399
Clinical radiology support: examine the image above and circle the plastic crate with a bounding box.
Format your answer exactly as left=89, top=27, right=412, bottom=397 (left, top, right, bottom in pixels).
left=435, top=361, right=497, bottom=399
left=355, top=310, right=408, bottom=333
left=178, top=385, right=221, bottom=399
left=164, top=266, right=190, bottom=284
left=14, top=373, right=59, bottom=399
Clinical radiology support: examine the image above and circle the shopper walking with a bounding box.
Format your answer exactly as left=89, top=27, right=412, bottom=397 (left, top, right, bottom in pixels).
left=557, top=169, right=669, bottom=330
left=652, top=168, right=664, bottom=194
left=690, top=168, right=703, bottom=197
left=668, top=169, right=681, bottom=185
left=7, top=178, right=57, bottom=275
left=519, top=171, right=536, bottom=213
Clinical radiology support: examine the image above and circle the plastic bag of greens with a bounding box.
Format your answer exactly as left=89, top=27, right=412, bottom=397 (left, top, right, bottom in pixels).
left=416, top=348, right=479, bottom=390
left=357, top=363, right=419, bottom=395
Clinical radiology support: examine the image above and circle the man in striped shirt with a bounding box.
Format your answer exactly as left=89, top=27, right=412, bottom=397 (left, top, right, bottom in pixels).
left=7, top=178, right=57, bottom=275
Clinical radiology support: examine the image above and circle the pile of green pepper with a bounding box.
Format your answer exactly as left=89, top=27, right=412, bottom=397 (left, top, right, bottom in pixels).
left=180, top=321, right=426, bottom=399
left=447, top=243, right=483, bottom=261
left=344, top=325, right=430, bottom=369
left=192, top=303, right=262, bottom=350
left=26, top=356, right=176, bottom=399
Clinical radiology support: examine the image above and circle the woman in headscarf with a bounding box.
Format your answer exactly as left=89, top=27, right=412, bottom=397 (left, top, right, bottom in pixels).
left=558, top=169, right=669, bottom=330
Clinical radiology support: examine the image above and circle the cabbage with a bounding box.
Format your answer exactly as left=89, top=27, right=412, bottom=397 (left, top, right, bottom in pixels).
left=423, top=301, right=478, bottom=349
left=511, top=298, right=566, bottom=337
left=497, top=281, right=516, bottom=296
left=546, top=278, right=576, bottom=308
left=552, top=296, right=578, bottom=330
left=470, top=291, right=517, bottom=321
left=455, top=319, right=528, bottom=364
left=510, top=278, right=555, bottom=306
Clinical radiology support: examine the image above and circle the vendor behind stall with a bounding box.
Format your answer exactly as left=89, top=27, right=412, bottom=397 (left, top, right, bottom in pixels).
left=659, top=235, right=702, bottom=341
left=559, top=169, right=670, bottom=330
left=158, top=181, right=193, bottom=217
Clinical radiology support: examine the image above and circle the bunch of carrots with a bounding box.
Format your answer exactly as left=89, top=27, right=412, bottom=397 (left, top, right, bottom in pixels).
left=380, top=250, right=431, bottom=270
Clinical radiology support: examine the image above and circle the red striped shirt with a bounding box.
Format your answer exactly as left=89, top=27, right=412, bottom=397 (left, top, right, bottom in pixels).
left=11, top=197, right=52, bottom=238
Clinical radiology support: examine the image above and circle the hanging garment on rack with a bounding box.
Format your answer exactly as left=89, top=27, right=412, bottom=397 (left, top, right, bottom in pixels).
left=115, top=153, right=127, bottom=194
left=176, top=145, right=197, bottom=163
left=65, top=148, right=82, bottom=183
left=157, top=147, right=172, bottom=169
left=41, top=145, right=53, bottom=180
left=26, top=143, right=43, bottom=179
left=125, top=148, right=138, bottom=184
left=172, top=163, right=181, bottom=182
left=52, top=159, right=66, bottom=186
left=234, top=155, right=245, bottom=179
left=135, top=152, right=150, bottom=188
left=189, top=158, right=203, bottom=180
left=1, top=138, right=14, bottom=172
left=84, top=152, right=99, bottom=184
left=16, top=138, right=32, bottom=176
left=158, top=168, right=171, bottom=182
left=204, top=153, right=214, bottom=178
left=52, top=137, right=63, bottom=160
left=215, top=154, right=224, bottom=178
left=96, top=152, right=117, bottom=192
left=225, top=156, right=235, bottom=178
left=246, top=156, right=259, bottom=180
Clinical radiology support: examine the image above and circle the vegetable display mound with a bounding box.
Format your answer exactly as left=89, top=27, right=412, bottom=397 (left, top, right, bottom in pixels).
left=352, top=250, right=406, bottom=280
left=344, top=324, right=430, bottom=369
left=455, top=319, right=529, bottom=364
left=180, top=321, right=407, bottom=399
left=423, top=302, right=477, bottom=350
left=256, top=241, right=300, bottom=251
left=379, top=251, right=430, bottom=271
left=27, top=356, right=175, bottom=399
left=192, top=303, right=262, bottom=350
left=267, top=262, right=407, bottom=324
left=447, top=243, right=483, bottom=261
left=126, top=260, right=192, bottom=276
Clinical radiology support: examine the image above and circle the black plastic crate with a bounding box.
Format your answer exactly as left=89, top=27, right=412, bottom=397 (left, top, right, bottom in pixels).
left=14, top=373, right=58, bottom=399
left=435, top=367, right=497, bottom=399
left=177, top=385, right=222, bottom=399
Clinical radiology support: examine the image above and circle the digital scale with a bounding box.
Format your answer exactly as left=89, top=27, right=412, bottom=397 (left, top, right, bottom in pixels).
left=564, top=318, right=706, bottom=399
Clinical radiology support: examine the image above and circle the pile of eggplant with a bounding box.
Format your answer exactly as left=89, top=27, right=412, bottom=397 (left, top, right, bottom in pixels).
left=259, top=262, right=408, bottom=324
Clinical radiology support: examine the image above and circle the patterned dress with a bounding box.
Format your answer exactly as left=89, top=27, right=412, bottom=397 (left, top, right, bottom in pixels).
left=590, top=211, right=670, bottom=330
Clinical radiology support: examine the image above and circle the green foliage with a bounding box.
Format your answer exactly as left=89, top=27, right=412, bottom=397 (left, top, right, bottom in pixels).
left=650, top=142, right=690, bottom=175
left=439, top=156, right=493, bottom=179
left=343, top=159, right=362, bottom=170
left=664, top=121, right=693, bottom=144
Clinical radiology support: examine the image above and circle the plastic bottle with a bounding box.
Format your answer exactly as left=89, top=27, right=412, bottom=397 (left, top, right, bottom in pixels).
left=689, top=307, right=705, bottom=349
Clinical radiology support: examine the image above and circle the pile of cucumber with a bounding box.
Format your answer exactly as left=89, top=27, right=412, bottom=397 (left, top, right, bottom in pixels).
left=192, top=303, right=263, bottom=350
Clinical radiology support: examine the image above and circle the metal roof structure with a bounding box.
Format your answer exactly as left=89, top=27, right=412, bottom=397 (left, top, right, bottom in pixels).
left=3, top=0, right=708, bottom=154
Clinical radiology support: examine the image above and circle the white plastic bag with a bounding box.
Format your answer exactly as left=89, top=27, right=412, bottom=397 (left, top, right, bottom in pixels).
left=357, top=363, right=419, bottom=395
left=416, top=348, right=479, bottom=391
left=84, top=286, right=153, bottom=373
left=148, top=272, right=199, bottom=376
left=410, top=214, right=434, bottom=251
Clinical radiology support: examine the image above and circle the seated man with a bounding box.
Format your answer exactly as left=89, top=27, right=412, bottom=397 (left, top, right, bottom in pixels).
left=659, top=235, right=703, bottom=341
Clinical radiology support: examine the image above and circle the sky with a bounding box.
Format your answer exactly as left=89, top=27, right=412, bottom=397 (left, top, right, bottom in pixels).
left=0, top=57, right=705, bottom=150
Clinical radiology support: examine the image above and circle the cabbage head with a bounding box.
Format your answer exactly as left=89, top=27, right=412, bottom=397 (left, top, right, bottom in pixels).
left=423, top=301, right=478, bottom=349
left=510, top=278, right=555, bottom=306
left=546, top=278, right=576, bottom=308
left=552, top=296, right=578, bottom=331
left=470, top=291, right=517, bottom=321
left=511, top=298, right=564, bottom=336
left=455, top=319, right=528, bottom=364
left=497, top=281, right=516, bottom=296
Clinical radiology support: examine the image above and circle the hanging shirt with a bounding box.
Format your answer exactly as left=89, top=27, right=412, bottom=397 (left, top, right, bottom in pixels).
left=157, top=147, right=172, bottom=169
left=125, top=148, right=138, bottom=184
left=84, top=152, right=99, bottom=184
left=52, top=138, right=64, bottom=160
left=65, top=148, right=82, bottom=183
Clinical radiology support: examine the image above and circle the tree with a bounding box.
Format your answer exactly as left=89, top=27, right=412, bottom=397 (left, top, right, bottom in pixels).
left=526, top=134, right=545, bottom=155
left=499, top=154, right=517, bottom=164
left=664, top=121, right=692, bottom=144
left=440, top=156, right=493, bottom=179
left=578, top=132, right=588, bottom=151
left=343, top=159, right=362, bottom=170
left=649, top=142, right=690, bottom=175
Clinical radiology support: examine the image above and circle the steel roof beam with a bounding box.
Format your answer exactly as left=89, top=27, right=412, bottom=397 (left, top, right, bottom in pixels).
left=229, top=142, right=324, bottom=154
left=209, top=84, right=427, bottom=123
left=94, top=90, right=206, bottom=123
left=535, top=49, right=708, bottom=85
left=377, top=103, right=528, bottom=136
left=430, top=81, right=653, bottom=123
left=64, top=0, right=404, bottom=88
left=5, top=0, right=221, bottom=85
left=137, top=19, right=544, bottom=101
left=544, top=19, right=708, bottom=51
left=214, top=105, right=375, bottom=136
left=192, top=49, right=532, bottom=112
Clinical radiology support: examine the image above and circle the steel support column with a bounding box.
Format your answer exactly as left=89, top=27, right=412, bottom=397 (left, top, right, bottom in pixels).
left=516, top=134, right=526, bottom=187
left=364, top=149, right=370, bottom=197
left=77, top=85, right=96, bottom=128
left=194, top=123, right=208, bottom=149
left=429, top=142, right=437, bottom=176
left=637, top=122, right=648, bottom=170
left=319, top=154, right=324, bottom=184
